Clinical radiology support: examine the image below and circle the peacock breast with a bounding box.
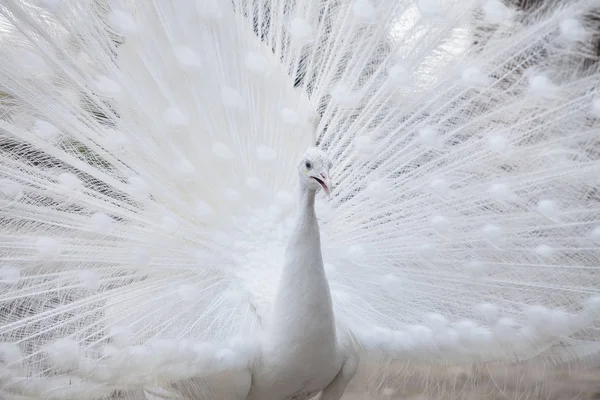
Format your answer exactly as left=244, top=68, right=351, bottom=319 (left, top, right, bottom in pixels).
left=247, top=338, right=342, bottom=400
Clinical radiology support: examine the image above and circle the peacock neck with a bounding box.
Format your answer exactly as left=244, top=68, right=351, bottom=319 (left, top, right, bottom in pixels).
left=265, top=184, right=336, bottom=354
left=297, top=185, right=317, bottom=222
left=285, top=185, right=322, bottom=280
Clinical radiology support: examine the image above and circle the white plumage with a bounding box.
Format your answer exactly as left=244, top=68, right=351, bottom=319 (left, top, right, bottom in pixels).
left=0, top=0, right=599, bottom=398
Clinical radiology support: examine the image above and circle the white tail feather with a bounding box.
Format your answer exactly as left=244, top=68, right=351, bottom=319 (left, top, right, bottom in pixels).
left=0, top=0, right=599, bottom=398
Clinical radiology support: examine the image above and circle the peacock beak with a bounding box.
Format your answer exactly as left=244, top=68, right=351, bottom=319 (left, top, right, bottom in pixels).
left=312, top=172, right=332, bottom=196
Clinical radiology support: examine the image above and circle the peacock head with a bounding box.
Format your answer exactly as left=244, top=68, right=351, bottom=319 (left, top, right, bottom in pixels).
left=299, top=147, right=333, bottom=196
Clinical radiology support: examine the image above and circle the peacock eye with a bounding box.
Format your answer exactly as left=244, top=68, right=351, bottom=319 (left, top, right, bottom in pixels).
left=305, top=161, right=312, bottom=170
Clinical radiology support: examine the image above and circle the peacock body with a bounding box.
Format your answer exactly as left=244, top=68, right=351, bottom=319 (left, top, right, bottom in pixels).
left=0, top=0, right=599, bottom=398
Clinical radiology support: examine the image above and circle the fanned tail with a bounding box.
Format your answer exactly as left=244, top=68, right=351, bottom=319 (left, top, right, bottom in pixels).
left=0, top=0, right=310, bottom=396
left=0, top=0, right=599, bottom=398
left=312, top=0, right=600, bottom=364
